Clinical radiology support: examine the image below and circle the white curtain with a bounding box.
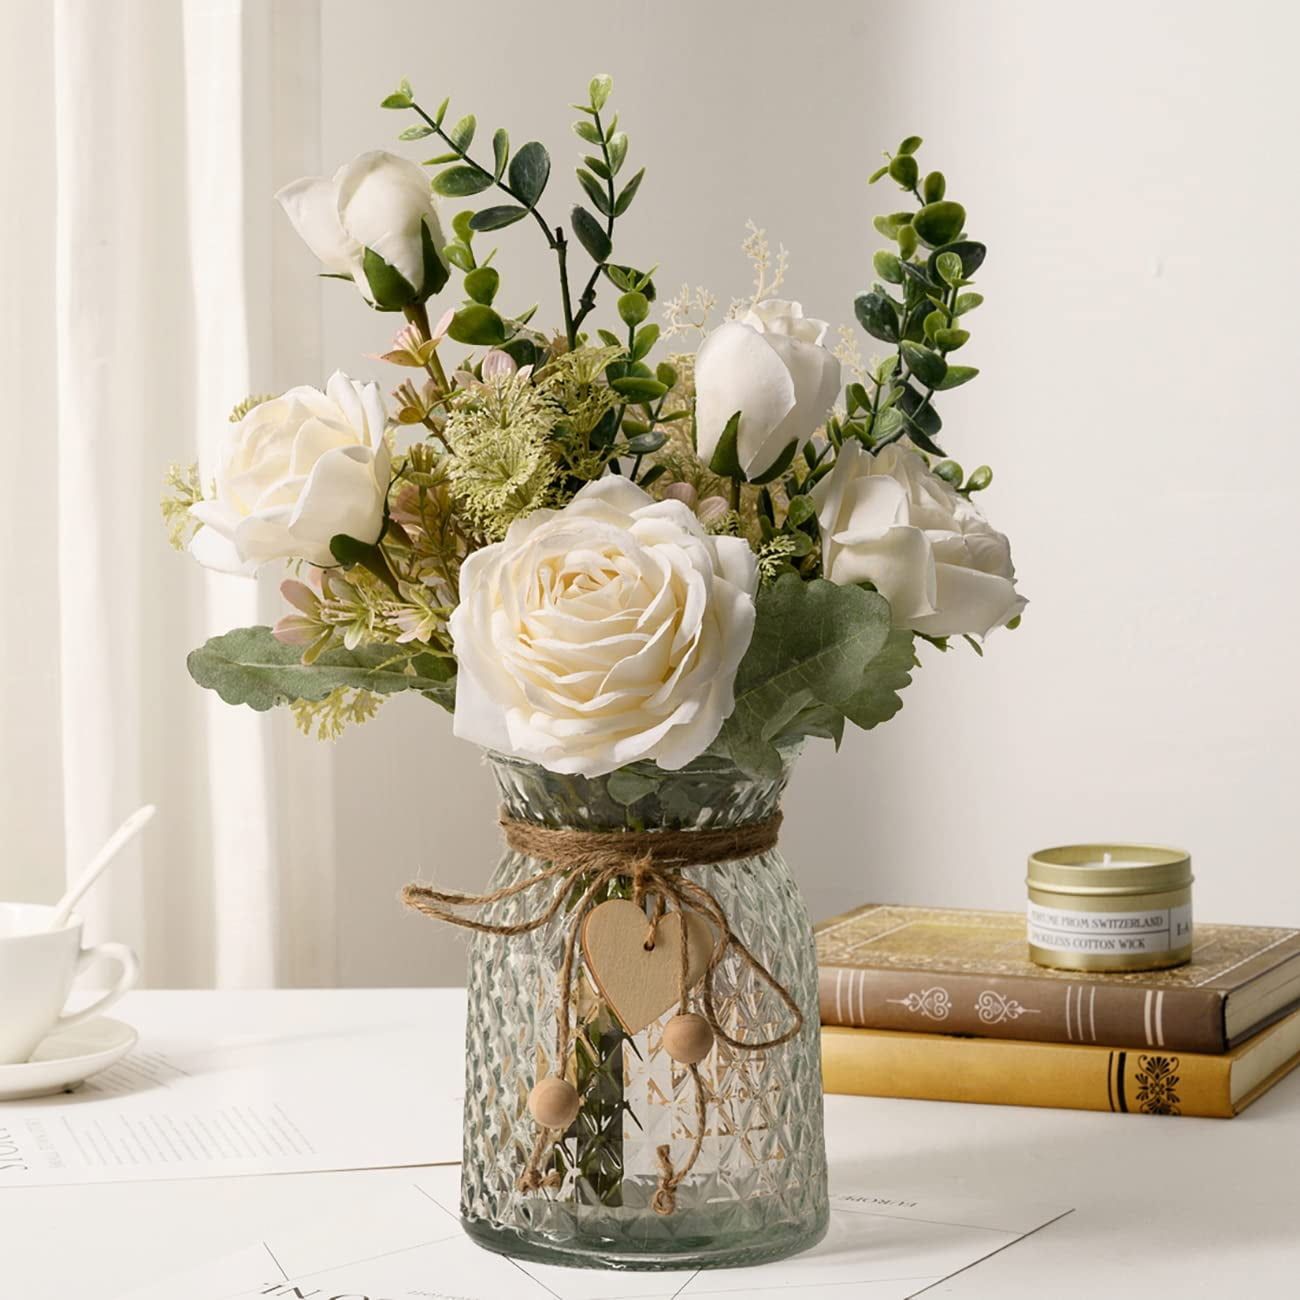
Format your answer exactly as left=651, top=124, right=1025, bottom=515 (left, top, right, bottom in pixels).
left=1, top=0, right=336, bottom=987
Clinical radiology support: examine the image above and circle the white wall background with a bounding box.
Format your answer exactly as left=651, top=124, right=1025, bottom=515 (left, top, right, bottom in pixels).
left=7, top=0, right=1299, bottom=987
left=304, top=0, right=1300, bottom=985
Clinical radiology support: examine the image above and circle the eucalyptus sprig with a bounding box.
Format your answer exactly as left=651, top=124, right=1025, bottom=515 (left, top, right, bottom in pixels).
left=382, top=74, right=648, bottom=352
left=850, top=136, right=991, bottom=494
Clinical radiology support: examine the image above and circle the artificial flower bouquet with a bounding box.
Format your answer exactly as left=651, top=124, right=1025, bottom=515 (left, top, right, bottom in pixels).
left=164, top=72, right=1024, bottom=1269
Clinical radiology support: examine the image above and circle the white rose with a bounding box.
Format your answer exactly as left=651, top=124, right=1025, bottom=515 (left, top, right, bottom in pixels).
left=188, top=372, right=391, bottom=574
left=449, top=477, right=759, bottom=777
left=812, top=441, right=1026, bottom=638
left=276, top=151, right=447, bottom=309
left=694, top=298, right=841, bottom=479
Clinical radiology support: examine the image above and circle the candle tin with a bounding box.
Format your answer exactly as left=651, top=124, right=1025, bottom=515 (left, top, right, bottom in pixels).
left=1026, top=844, right=1193, bottom=972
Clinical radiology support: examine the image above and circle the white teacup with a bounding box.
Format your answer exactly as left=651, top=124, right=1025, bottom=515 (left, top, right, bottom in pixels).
left=0, top=902, right=140, bottom=1064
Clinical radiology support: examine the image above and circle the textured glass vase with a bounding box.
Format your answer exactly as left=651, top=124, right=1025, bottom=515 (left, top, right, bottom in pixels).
left=460, top=749, right=829, bottom=1270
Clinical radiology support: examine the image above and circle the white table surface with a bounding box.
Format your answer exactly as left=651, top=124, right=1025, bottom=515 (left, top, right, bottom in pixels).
left=2, top=988, right=1296, bottom=1299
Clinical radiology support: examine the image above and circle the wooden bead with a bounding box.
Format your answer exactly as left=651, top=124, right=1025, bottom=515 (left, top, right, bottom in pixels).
left=527, top=1075, right=580, bottom=1129
left=663, top=1012, right=714, bottom=1065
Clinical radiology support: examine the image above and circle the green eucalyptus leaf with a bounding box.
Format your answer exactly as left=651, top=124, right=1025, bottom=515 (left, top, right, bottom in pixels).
left=631, top=322, right=660, bottom=360
left=785, top=494, right=815, bottom=526
left=605, top=768, right=660, bottom=806
left=451, top=210, right=475, bottom=243
left=448, top=114, right=476, bottom=151
left=897, top=225, right=918, bottom=259
left=613, top=167, right=644, bottom=216
left=935, top=327, right=970, bottom=350
left=933, top=459, right=963, bottom=486
left=187, top=625, right=455, bottom=712
left=888, top=154, right=919, bottom=188
left=872, top=250, right=904, bottom=284
left=399, top=124, right=434, bottom=140
left=441, top=240, right=474, bottom=272
left=912, top=201, right=966, bottom=248
left=617, top=291, right=649, bottom=325
left=576, top=167, right=612, bottom=216
left=463, top=265, right=500, bottom=306
left=422, top=151, right=460, bottom=166
left=872, top=211, right=913, bottom=239
left=448, top=304, right=507, bottom=345
left=589, top=73, right=613, bottom=111
left=509, top=141, right=550, bottom=207
left=607, top=132, right=628, bottom=174
left=927, top=240, right=985, bottom=281
left=922, top=171, right=946, bottom=203
left=901, top=340, right=947, bottom=387
left=854, top=290, right=900, bottom=343
left=432, top=97, right=449, bottom=127
left=838, top=628, right=916, bottom=732
left=656, top=361, right=678, bottom=388
left=867, top=163, right=889, bottom=183
left=846, top=382, right=870, bottom=414
left=897, top=135, right=923, bottom=155
left=923, top=308, right=945, bottom=342
left=936, top=251, right=964, bottom=287
left=604, top=263, right=656, bottom=298
left=714, top=576, right=893, bottom=777
left=469, top=204, right=529, bottom=232
left=571, top=205, right=612, bottom=261
left=611, top=376, right=668, bottom=401
left=572, top=119, right=602, bottom=145
left=491, top=128, right=510, bottom=180
left=380, top=80, right=413, bottom=110
left=955, top=292, right=984, bottom=314
left=965, top=465, right=993, bottom=492
left=871, top=406, right=905, bottom=444
left=584, top=154, right=611, bottom=180
left=935, top=363, right=979, bottom=389
left=432, top=166, right=491, bottom=197
left=626, top=429, right=668, bottom=454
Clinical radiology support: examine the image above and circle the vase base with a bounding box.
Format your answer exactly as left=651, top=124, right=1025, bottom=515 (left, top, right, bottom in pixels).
left=460, top=1209, right=830, bottom=1272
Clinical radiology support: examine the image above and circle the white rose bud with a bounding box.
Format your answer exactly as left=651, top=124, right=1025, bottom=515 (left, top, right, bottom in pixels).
left=188, top=372, right=391, bottom=574
left=450, top=477, right=759, bottom=777
left=276, top=151, right=448, bottom=310
left=812, top=440, right=1026, bottom=638
left=694, top=299, right=841, bottom=479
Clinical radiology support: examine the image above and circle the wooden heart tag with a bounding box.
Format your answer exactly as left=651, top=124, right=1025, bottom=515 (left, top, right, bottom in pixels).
left=580, top=899, right=714, bottom=1035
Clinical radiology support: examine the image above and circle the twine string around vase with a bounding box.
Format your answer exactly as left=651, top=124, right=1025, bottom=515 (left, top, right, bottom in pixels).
left=401, top=810, right=802, bottom=1215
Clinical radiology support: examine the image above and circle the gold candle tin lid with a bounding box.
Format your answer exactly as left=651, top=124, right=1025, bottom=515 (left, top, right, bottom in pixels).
left=1027, top=844, right=1192, bottom=898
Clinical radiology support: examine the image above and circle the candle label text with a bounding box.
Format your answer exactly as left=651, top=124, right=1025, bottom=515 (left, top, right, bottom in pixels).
left=1027, top=903, right=1192, bottom=954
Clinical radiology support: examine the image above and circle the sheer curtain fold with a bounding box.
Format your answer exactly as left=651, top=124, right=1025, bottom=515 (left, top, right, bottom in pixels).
left=1, top=0, right=335, bottom=987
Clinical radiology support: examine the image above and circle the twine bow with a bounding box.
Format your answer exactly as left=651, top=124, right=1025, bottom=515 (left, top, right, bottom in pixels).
left=402, top=810, right=802, bottom=1215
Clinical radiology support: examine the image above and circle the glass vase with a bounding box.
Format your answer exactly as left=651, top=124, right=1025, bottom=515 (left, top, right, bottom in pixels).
left=459, top=748, right=829, bottom=1270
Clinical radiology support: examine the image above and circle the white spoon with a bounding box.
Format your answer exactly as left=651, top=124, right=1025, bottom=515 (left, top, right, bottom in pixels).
left=49, top=804, right=157, bottom=930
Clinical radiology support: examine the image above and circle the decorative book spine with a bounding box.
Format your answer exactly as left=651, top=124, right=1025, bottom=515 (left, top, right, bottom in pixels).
left=821, top=1027, right=1235, bottom=1117
left=818, top=965, right=1228, bottom=1053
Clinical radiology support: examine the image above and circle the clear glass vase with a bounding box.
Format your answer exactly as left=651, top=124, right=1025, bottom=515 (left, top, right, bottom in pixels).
left=459, top=748, right=829, bottom=1270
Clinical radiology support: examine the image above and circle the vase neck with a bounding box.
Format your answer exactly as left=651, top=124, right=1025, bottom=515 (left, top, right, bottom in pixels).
left=486, top=751, right=798, bottom=831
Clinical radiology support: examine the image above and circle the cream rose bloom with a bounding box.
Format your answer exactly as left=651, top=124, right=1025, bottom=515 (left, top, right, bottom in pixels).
left=694, top=299, right=842, bottom=479
left=188, top=372, right=391, bottom=574
left=449, top=477, right=759, bottom=776
left=276, top=151, right=447, bottom=309
left=812, top=441, right=1026, bottom=638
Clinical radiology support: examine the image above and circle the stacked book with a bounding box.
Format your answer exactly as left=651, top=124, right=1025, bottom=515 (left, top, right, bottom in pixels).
left=816, top=903, right=1300, bottom=1117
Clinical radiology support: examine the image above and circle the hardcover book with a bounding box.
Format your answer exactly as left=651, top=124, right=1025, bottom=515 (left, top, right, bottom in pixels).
left=817, top=903, right=1300, bottom=1053
left=821, top=1005, right=1300, bottom=1117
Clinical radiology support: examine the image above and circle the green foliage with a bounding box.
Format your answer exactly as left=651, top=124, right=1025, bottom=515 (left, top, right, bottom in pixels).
left=571, top=205, right=611, bottom=261
left=712, top=576, right=893, bottom=777
left=508, top=141, right=550, bottom=208
left=852, top=137, right=991, bottom=461
left=448, top=304, right=507, bottom=345
left=187, top=627, right=455, bottom=714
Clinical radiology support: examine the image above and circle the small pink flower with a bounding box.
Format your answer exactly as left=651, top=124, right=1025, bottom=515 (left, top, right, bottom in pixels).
left=481, top=349, right=518, bottom=381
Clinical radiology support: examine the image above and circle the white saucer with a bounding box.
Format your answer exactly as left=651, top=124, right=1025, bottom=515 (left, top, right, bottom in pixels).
left=0, top=1017, right=137, bottom=1101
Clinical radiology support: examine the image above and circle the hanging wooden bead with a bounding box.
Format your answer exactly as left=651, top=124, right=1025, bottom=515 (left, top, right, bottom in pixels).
left=527, top=1075, right=581, bottom=1129
left=663, top=1012, right=714, bottom=1065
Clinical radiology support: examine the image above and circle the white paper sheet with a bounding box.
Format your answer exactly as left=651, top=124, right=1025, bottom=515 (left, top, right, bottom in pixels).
left=114, top=1165, right=1072, bottom=1300
left=0, top=1016, right=462, bottom=1186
